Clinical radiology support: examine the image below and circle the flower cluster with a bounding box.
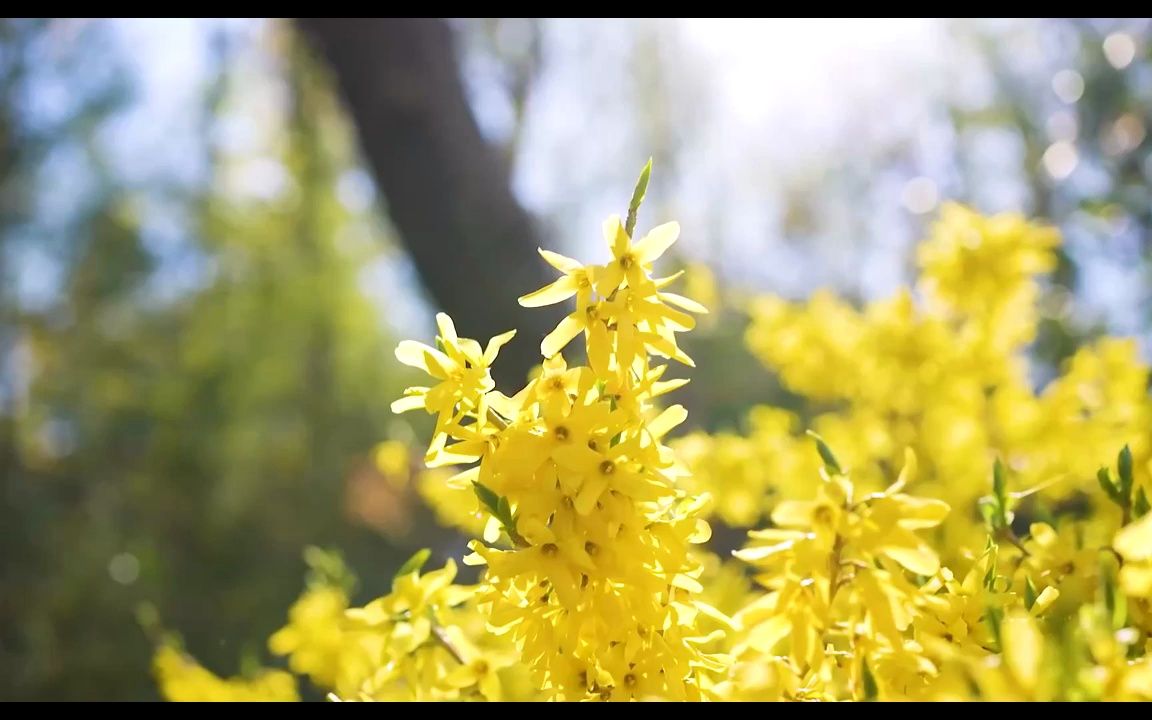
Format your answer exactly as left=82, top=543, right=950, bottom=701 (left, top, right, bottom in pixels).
left=390, top=184, right=725, bottom=700
left=153, top=173, right=1152, bottom=702
left=153, top=645, right=299, bottom=702
left=683, top=203, right=1149, bottom=560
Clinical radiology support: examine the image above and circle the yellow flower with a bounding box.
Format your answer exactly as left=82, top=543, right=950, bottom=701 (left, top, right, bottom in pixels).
left=268, top=585, right=350, bottom=690
left=596, top=214, right=680, bottom=295
left=153, top=644, right=298, bottom=702
left=391, top=312, right=515, bottom=420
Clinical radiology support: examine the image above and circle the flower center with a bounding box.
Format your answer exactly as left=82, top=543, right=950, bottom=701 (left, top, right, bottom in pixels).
left=541, top=543, right=559, bottom=557
left=813, top=505, right=835, bottom=526
left=599, top=460, right=616, bottom=475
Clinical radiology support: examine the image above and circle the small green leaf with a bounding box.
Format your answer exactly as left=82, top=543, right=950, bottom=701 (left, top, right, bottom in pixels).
left=861, top=659, right=878, bottom=701
left=497, top=495, right=514, bottom=525
left=806, top=430, right=843, bottom=475
left=993, top=458, right=1007, bottom=505
left=1135, top=487, right=1151, bottom=519
left=978, top=497, right=1000, bottom=530
left=982, top=541, right=999, bottom=591
left=625, top=158, right=653, bottom=238
left=473, top=480, right=502, bottom=516
left=1118, top=445, right=1134, bottom=501
left=394, top=548, right=431, bottom=580
left=1024, top=576, right=1037, bottom=610
left=1098, top=467, right=1119, bottom=501
left=473, top=481, right=524, bottom=546
left=985, top=605, right=1003, bottom=649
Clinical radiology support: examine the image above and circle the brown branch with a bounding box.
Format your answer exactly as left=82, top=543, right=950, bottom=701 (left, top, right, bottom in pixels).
left=295, top=18, right=558, bottom=387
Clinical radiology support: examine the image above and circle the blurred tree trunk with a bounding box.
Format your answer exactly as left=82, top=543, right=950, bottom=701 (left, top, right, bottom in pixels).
left=296, top=18, right=555, bottom=387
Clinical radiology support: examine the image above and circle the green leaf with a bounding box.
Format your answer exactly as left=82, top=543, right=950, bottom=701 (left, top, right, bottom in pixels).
left=625, top=158, right=653, bottom=238
left=985, top=605, right=1003, bottom=649
left=1118, top=445, right=1134, bottom=502
left=1024, top=576, right=1037, bottom=610
left=473, top=481, right=524, bottom=546
left=1135, top=487, right=1151, bottom=519
left=1098, top=467, right=1120, bottom=502
left=993, top=458, right=1007, bottom=505
left=394, top=548, right=431, bottom=580
left=982, top=542, right=999, bottom=591
left=978, top=497, right=1000, bottom=530
left=473, top=480, right=502, bottom=516
left=861, top=659, right=878, bottom=701
left=304, top=546, right=356, bottom=593
left=806, top=430, right=843, bottom=475
left=497, top=495, right=514, bottom=525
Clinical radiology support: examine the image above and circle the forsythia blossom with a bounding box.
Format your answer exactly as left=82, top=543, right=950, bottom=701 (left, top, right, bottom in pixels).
left=153, top=171, right=1152, bottom=702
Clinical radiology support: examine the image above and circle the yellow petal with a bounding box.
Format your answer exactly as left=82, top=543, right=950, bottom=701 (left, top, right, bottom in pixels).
left=885, top=447, right=917, bottom=495
left=892, top=495, right=950, bottom=529
left=587, top=319, right=611, bottom=377
left=1030, top=586, right=1060, bottom=615
left=880, top=531, right=940, bottom=576
left=603, top=214, right=628, bottom=255
left=482, top=516, right=502, bottom=544
left=1003, top=612, right=1042, bottom=691
left=648, top=404, right=688, bottom=441
left=746, top=614, right=791, bottom=653
left=390, top=393, right=427, bottom=414
left=659, top=291, right=708, bottom=314
left=395, top=340, right=450, bottom=375
left=1029, top=522, right=1058, bottom=548
left=575, top=475, right=608, bottom=515
left=672, top=573, right=703, bottom=593
left=442, top=665, right=479, bottom=690
left=483, top=329, right=517, bottom=365
left=650, top=377, right=690, bottom=397
left=541, top=314, right=584, bottom=358
left=1115, top=513, right=1152, bottom=561
left=518, top=276, right=578, bottom=308
left=552, top=443, right=601, bottom=473
left=771, top=500, right=816, bottom=528
left=733, top=539, right=798, bottom=563
left=538, top=247, right=584, bottom=274
left=633, top=221, right=680, bottom=264
left=596, top=262, right=625, bottom=295
left=653, top=270, right=685, bottom=289
left=1120, top=564, right=1152, bottom=596
left=446, top=467, right=480, bottom=489
left=436, top=312, right=457, bottom=343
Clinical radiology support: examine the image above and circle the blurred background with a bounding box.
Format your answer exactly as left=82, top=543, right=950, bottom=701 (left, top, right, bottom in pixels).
left=2, top=17, right=1151, bottom=700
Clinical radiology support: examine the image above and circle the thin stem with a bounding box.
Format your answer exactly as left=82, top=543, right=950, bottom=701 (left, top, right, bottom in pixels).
left=432, top=625, right=466, bottom=665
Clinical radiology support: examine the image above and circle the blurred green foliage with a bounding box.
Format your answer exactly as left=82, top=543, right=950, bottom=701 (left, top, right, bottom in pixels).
left=0, top=21, right=415, bottom=700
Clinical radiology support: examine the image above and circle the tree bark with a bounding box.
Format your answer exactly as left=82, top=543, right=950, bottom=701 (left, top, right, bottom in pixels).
left=296, top=18, right=556, bottom=388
